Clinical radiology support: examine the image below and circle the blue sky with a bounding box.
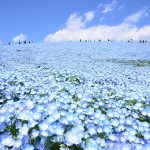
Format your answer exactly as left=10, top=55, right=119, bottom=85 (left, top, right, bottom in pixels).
left=0, top=0, right=150, bottom=43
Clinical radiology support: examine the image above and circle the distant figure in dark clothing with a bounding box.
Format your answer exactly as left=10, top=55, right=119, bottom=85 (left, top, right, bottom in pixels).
left=80, top=39, right=82, bottom=42
left=24, top=40, right=26, bottom=44
left=29, top=41, right=31, bottom=44
left=19, top=41, right=21, bottom=44
left=108, top=39, right=110, bottom=42
left=8, top=42, right=10, bottom=45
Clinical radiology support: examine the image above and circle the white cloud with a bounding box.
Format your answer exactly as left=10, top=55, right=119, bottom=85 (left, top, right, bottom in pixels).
left=13, top=34, right=27, bottom=42
left=44, top=23, right=150, bottom=42
left=85, top=11, right=95, bottom=22
left=124, top=8, right=148, bottom=23
left=65, top=11, right=95, bottom=30
left=44, top=9, right=150, bottom=42
left=99, top=0, right=117, bottom=14
left=66, top=13, right=84, bottom=30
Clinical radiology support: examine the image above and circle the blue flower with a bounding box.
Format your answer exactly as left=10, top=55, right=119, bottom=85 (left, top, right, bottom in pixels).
left=1, top=135, right=15, bottom=147
left=111, top=118, right=119, bottom=127
left=19, top=124, right=29, bottom=135
left=32, top=129, right=39, bottom=138
left=23, top=144, right=34, bottom=150
left=14, top=139, right=22, bottom=148
left=55, top=125, right=64, bottom=136
left=39, top=122, right=49, bottom=131
left=84, top=143, right=98, bottom=150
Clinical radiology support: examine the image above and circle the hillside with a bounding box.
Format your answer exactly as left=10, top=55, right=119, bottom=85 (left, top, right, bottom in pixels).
left=0, top=42, right=150, bottom=150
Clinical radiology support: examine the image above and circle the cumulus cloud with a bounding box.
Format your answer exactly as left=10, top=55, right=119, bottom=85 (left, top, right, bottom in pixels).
left=44, top=8, right=150, bottom=42
left=65, top=11, right=95, bottom=30
left=44, top=24, right=150, bottom=42
left=13, top=34, right=27, bottom=43
left=99, top=0, right=117, bottom=14
left=124, top=8, right=148, bottom=23
left=85, top=11, right=95, bottom=22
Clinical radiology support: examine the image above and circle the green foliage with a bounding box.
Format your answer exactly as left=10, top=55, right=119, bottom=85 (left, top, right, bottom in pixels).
left=136, top=132, right=144, bottom=138
left=68, top=76, right=81, bottom=84
left=139, top=115, right=150, bottom=123
left=129, top=100, right=137, bottom=106
left=30, top=136, right=40, bottom=145
left=44, top=136, right=60, bottom=150
left=72, top=94, right=79, bottom=102
left=93, top=97, right=98, bottom=102
left=98, top=132, right=107, bottom=139
left=39, top=93, right=47, bottom=97
left=5, top=120, right=18, bottom=138
left=28, top=124, right=39, bottom=134
left=8, top=81, right=16, bottom=86
left=68, top=145, right=83, bottom=150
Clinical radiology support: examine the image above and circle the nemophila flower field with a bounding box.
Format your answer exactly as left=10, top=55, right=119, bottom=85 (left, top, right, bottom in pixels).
left=0, top=42, right=150, bottom=150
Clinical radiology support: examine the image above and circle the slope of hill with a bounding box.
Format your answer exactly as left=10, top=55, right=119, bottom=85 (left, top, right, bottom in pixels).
left=0, top=42, right=150, bottom=150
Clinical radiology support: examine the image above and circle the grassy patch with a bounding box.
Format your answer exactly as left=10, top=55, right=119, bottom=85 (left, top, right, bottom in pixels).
left=106, top=59, right=150, bottom=67
left=67, top=76, right=81, bottom=84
